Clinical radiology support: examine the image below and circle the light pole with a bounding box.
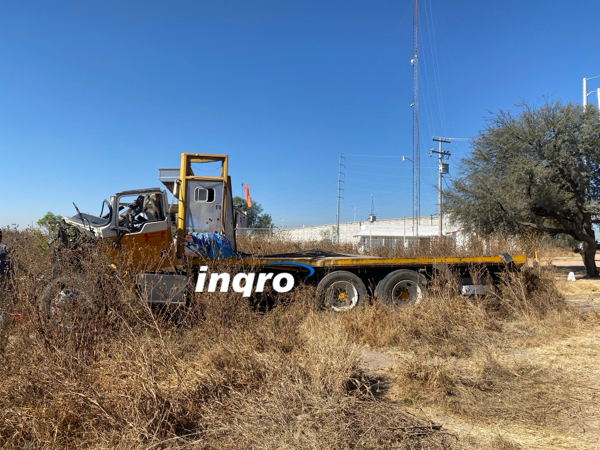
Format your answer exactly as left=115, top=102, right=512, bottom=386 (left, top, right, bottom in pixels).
left=351, top=206, right=357, bottom=222
left=402, top=155, right=416, bottom=238
left=583, top=75, right=600, bottom=109
left=585, top=88, right=600, bottom=110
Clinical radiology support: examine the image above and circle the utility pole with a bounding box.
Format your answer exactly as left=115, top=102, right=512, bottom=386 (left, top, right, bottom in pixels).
left=336, top=154, right=345, bottom=244
left=431, top=136, right=451, bottom=237
left=411, top=0, right=419, bottom=239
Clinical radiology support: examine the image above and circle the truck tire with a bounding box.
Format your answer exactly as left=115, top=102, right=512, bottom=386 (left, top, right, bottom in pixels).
left=316, top=271, right=368, bottom=312
left=39, top=276, right=98, bottom=321
left=375, top=269, right=426, bottom=306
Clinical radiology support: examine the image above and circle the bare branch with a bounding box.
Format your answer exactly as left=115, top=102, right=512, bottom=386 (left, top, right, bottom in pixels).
left=517, top=222, right=565, bottom=234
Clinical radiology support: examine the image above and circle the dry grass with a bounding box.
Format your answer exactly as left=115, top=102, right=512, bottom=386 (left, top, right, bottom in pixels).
left=335, top=268, right=598, bottom=449
left=1, top=228, right=599, bottom=449
left=556, top=278, right=600, bottom=296
left=0, top=228, right=457, bottom=449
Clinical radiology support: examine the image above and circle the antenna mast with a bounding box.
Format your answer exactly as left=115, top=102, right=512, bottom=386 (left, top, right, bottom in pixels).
left=412, top=0, right=419, bottom=238
left=336, top=154, right=345, bottom=243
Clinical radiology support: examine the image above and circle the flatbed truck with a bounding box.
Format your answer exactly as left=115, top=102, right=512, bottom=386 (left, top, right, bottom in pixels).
left=52, top=153, right=525, bottom=312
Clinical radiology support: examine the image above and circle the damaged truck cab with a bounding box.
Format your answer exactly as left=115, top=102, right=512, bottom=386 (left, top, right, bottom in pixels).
left=63, top=188, right=172, bottom=271
left=56, top=154, right=241, bottom=305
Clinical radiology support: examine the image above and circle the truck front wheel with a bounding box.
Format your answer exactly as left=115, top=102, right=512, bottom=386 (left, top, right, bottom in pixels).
left=316, top=271, right=368, bottom=312
left=39, top=275, right=99, bottom=322
left=375, top=269, right=426, bottom=306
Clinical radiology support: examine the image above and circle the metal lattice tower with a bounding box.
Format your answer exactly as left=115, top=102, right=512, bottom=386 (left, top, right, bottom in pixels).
left=412, top=0, right=419, bottom=237
left=336, top=154, right=345, bottom=243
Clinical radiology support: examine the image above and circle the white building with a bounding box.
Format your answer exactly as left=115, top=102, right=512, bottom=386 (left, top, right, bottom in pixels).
left=278, top=216, right=464, bottom=248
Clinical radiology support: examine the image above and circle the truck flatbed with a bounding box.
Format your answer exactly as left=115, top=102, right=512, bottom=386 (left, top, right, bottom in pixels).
left=244, top=250, right=525, bottom=270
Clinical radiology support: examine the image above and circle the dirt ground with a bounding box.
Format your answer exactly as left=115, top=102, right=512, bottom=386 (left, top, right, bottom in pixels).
left=361, top=255, right=600, bottom=449
left=551, top=254, right=600, bottom=313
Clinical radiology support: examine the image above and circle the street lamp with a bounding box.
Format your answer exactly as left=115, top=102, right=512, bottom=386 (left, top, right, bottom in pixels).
left=351, top=206, right=357, bottom=222
left=586, top=88, right=600, bottom=111
left=583, top=75, right=600, bottom=109
left=402, top=156, right=416, bottom=239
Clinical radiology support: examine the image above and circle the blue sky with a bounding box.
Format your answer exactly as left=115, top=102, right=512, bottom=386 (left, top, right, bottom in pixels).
left=1, top=0, right=599, bottom=229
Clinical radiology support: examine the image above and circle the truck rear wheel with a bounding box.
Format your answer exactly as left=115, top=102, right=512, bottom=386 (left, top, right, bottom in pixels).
left=316, top=271, right=368, bottom=312
left=375, top=269, right=426, bottom=306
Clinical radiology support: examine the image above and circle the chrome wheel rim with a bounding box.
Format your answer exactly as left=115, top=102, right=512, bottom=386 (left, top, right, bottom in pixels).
left=326, top=281, right=358, bottom=312
left=390, top=280, right=421, bottom=305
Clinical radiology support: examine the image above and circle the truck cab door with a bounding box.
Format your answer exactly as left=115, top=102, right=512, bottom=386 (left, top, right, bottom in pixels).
left=109, top=191, right=172, bottom=271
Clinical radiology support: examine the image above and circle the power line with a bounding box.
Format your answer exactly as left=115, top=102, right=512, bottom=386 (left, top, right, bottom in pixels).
left=344, top=153, right=407, bottom=158
left=443, top=137, right=472, bottom=141
left=423, top=0, right=447, bottom=135
left=345, top=162, right=406, bottom=169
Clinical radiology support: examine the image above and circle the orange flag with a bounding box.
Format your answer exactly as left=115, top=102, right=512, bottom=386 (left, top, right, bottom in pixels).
left=244, top=184, right=251, bottom=207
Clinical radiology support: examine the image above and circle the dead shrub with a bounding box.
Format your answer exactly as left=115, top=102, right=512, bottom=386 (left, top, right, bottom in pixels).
left=495, top=266, right=571, bottom=320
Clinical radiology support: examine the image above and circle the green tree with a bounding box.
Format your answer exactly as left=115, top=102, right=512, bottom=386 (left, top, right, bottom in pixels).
left=232, top=196, right=273, bottom=229
left=37, top=211, right=63, bottom=233
left=445, top=100, right=600, bottom=277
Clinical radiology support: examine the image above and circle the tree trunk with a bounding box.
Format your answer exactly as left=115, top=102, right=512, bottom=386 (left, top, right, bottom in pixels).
left=579, top=212, right=599, bottom=278
left=581, top=239, right=599, bottom=278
